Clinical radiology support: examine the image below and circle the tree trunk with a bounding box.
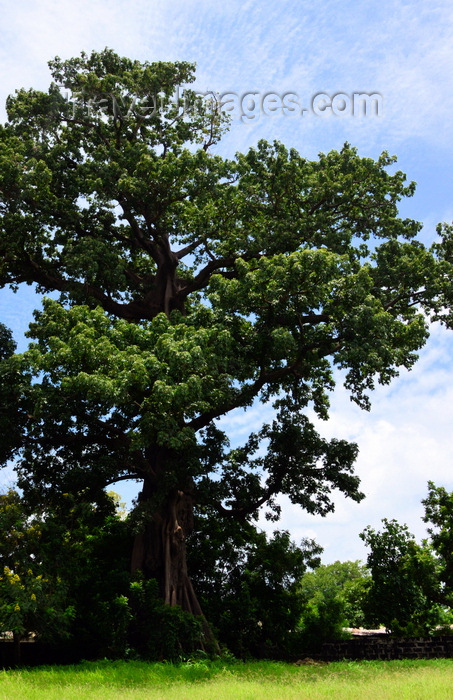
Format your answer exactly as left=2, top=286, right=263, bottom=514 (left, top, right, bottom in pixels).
left=131, top=487, right=198, bottom=610
left=131, top=470, right=218, bottom=651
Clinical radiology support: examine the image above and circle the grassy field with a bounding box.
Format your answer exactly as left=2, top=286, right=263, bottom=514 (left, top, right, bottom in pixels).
left=0, top=658, right=452, bottom=699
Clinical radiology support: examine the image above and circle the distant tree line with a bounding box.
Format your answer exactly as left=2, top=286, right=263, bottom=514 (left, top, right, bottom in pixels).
left=298, top=482, right=453, bottom=646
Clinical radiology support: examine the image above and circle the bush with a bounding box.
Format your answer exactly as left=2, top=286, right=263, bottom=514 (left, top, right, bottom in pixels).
left=188, top=515, right=322, bottom=658
left=127, top=574, right=202, bottom=661
left=297, top=561, right=370, bottom=650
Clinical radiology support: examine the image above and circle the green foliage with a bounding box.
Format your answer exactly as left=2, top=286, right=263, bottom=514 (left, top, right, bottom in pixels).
left=0, top=488, right=203, bottom=661
left=298, top=597, right=349, bottom=650
left=0, top=323, right=15, bottom=360
left=360, top=519, right=444, bottom=635
left=298, top=560, right=371, bottom=645
left=0, top=489, right=75, bottom=643
left=188, top=515, right=321, bottom=657
left=0, top=325, right=32, bottom=466
left=423, top=482, right=453, bottom=606
left=56, top=500, right=132, bottom=658
left=127, top=573, right=202, bottom=661
left=0, top=486, right=139, bottom=662
left=2, top=50, right=450, bottom=519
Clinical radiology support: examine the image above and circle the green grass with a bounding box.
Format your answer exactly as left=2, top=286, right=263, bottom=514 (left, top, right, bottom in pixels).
left=0, top=658, right=452, bottom=699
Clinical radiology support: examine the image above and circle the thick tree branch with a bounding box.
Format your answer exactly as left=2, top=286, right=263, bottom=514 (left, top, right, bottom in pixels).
left=187, top=337, right=342, bottom=432
left=175, top=238, right=204, bottom=260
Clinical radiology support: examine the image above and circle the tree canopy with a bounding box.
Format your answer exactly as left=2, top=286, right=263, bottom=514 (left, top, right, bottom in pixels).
left=422, top=482, right=453, bottom=606
left=1, top=49, right=453, bottom=641
left=360, top=483, right=453, bottom=636
left=360, top=518, right=443, bottom=635
left=298, top=560, right=370, bottom=631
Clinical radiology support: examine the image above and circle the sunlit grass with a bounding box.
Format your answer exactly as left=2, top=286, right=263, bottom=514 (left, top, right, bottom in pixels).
left=0, top=658, right=452, bottom=699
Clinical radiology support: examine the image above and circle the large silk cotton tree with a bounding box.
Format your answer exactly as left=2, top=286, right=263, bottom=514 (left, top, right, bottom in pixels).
left=1, top=49, right=452, bottom=624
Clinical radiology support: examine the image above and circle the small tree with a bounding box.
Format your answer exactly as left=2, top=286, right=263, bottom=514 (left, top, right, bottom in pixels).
left=423, top=481, right=453, bottom=606
left=360, top=519, right=443, bottom=635
left=298, top=560, right=370, bottom=636
left=0, top=490, right=75, bottom=663
left=188, top=515, right=321, bottom=657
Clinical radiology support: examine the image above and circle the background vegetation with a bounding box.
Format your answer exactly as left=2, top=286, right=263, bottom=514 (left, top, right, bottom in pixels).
left=1, top=480, right=452, bottom=663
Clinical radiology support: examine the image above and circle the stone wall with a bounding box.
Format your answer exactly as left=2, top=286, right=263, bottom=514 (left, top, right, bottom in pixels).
left=318, top=635, right=453, bottom=661
left=2, top=635, right=453, bottom=667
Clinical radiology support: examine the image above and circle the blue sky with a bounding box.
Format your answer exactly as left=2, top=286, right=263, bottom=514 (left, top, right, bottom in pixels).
left=1, top=0, right=453, bottom=563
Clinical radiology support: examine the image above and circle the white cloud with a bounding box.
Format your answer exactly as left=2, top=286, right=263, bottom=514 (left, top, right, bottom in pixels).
left=1, top=0, right=452, bottom=155
left=268, top=322, right=453, bottom=563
